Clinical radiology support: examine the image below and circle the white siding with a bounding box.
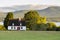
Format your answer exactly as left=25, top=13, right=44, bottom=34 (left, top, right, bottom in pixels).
left=8, top=26, right=18, bottom=30
left=8, top=26, right=26, bottom=30
left=8, top=26, right=11, bottom=30
left=20, top=26, right=26, bottom=30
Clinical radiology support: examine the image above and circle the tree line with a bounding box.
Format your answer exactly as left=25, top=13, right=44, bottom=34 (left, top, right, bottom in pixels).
left=3, top=10, right=60, bottom=31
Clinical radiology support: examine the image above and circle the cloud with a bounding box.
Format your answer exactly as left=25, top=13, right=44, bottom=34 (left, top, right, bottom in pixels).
left=0, top=0, right=60, bottom=7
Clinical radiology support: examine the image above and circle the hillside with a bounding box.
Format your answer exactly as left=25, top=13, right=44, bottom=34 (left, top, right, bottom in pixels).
left=38, top=6, right=60, bottom=17
left=13, top=6, right=60, bottom=22
left=0, top=6, right=60, bottom=22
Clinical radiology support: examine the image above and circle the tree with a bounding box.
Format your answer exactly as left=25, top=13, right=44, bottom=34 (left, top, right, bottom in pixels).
left=24, top=10, right=41, bottom=30
left=24, top=10, right=47, bottom=30
left=40, top=16, right=46, bottom=24
left=4, top=12, right=13, bottom=29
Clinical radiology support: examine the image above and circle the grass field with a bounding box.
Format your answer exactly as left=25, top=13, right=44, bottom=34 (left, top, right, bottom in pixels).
left=0, top=31, right=60, bottom=40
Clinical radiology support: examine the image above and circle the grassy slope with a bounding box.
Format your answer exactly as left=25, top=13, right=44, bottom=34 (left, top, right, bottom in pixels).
left=0, top=31, right=60, bottom=40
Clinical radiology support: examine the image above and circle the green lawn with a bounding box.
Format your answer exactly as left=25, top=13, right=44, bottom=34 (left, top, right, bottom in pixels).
left=0, top=31, right=60, bottom=40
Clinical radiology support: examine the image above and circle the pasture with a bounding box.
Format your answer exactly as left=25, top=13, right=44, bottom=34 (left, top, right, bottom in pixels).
left=0, top=31, right=60, bottom=40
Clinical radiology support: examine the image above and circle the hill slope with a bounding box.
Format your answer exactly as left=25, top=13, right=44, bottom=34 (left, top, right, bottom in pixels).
left=0, top=6, right=60, bottom=22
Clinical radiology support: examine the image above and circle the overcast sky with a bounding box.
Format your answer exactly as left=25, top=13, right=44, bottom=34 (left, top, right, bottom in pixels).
left=0, top=0, right=60, bottom=7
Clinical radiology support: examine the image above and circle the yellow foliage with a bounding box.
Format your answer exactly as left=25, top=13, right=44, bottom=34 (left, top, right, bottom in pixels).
left=42, top=16, right=46, bottom=24
left=37, top=16, right=46, bottom=24
left=47, top=22, right=56, bottom=28
left=0, top=25, right=6, bottom=30
left=37, top=20, right=41, bottom=24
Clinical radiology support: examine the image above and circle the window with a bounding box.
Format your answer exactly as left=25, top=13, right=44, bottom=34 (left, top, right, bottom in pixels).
left=11, top=27, right=13, bottom=29
left=21, top=27, right=23, bottom=29
left=14, top=27, right=15, bottom=29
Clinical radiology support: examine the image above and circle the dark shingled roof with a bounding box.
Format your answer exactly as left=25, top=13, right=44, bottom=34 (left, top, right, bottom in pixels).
left=8, top=19, right=26, bottom=26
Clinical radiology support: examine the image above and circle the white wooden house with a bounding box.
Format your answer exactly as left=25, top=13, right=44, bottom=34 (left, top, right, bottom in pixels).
left=8, top=19, right=26, bottom=30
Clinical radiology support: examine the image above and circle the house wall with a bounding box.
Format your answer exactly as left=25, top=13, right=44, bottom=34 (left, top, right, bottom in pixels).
left=8, top=26, right=11, bottom=30
left=20, top=26, right=26, bottom=30
left=8, top=26, right=26, bottom=30
left=8, top=26, right=20, bottom=30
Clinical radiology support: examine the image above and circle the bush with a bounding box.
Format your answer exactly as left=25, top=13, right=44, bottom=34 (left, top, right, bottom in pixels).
left=0, top=25, right=6, bottom=30
left=30, top=23, right=48, bottom=31
left=56, top=27, right=60, bottom=31
left=46, top=22, right=57, bottom=31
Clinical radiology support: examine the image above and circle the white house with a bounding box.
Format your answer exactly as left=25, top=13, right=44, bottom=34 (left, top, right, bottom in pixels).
left=8, top=19, right=26, bottom=31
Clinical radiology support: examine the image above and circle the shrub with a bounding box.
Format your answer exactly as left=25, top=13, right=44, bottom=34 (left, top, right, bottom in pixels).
left=0, top=25, right=6, bottom=30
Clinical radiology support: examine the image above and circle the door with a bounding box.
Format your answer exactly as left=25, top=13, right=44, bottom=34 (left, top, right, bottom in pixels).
left=17, top=27, right=20, bottom=30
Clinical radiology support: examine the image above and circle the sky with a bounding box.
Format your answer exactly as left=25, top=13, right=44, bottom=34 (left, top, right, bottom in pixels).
left=0, top=0, right=60, bottom=7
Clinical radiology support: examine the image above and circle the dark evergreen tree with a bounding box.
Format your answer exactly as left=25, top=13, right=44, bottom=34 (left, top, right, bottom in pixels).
left=4, top=12, right=13, bottom=29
